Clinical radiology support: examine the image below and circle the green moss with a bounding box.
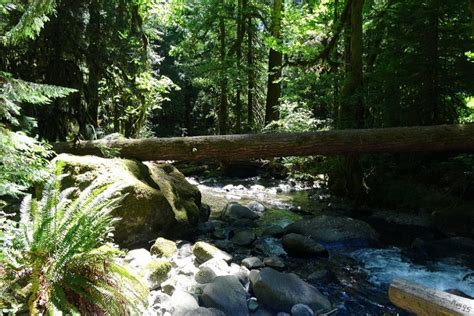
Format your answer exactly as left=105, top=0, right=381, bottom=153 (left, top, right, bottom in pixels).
left=192, top=241, right=231, bottom=263
left=143, top=259, right=172, bottom=283
left=255, top=208, right=301, bottom=235
left=150, top=237, right=177, bottom=258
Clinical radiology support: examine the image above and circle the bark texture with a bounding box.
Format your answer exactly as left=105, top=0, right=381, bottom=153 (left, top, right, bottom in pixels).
left=53, top=124, right=474, bottom=161
left=389, top=279, right=474, bottom=316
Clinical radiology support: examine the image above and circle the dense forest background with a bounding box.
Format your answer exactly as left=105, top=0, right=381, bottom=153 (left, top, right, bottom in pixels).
left=1, top=0, right=474, bottom=202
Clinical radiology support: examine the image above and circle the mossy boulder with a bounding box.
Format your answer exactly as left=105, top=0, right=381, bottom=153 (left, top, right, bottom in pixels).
left=151, top=237, right=177, bottom=258
left=193, top=241, right=232, bottom=264
left=52, top=154, right=208, bottom=247
left=142, top=259, right=172, bottom=290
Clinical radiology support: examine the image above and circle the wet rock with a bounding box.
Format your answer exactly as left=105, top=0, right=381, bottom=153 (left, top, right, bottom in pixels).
left=307, top=269, right=329, bottom=282
left=248, top=201, right=266, bottom=213
left=285, top=215, right=379, bottom=244
left=193, top=241, right=232, bottom=263
left=291, top=304, right=314, bottom=316
left=263, top=256, right=285, bottom=270
left=233, top=218, right=257, bottom=228
left=169, top=290, right=199, bottom=315
left=183, top=307, right=226, bottom=316
left=213, top=239, right=235, bottom=252
left=202, top=275, right=249, bottom=316
left=151, top=237, right=177, bottom=258
left=249, top=268, right=331, bottom=313
left=198, top=221, right=216, bottom=235
left=251, top=307, right=274, bottom=316
left=242, top=257, right=264, bottom=269
left=248, top=297, right=259, bottom=312
left=222, top=202, right=260, bottom=221
left=282, top=233, right=328, bottom=257
left=253, top=237, right=287, bottom=257
left=231, top=229, right=257, bottom=246
left=262, top=225, right=286, bottom=238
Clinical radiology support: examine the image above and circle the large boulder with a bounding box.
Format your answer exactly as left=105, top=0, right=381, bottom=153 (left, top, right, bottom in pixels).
left=282, top=233, right=328, bottom=257
left=53, top=154, right=208, bottom=247
left=202, top=275, right=249, bottom=316
left=285, top=215, right=378, bottom=246
left=249, top=268, right=331, bottom=313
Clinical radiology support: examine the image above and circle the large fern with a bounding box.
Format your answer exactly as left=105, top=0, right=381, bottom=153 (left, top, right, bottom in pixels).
left=0, top=164, right=148, bottom=314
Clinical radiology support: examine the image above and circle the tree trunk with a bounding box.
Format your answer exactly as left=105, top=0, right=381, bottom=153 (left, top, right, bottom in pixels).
left=235, top=0, right=245, bottom=133
left=86, top=0, right=101, bottom=128
left=389, top=279, right=474, bottom=316
left=247, top=10, right=255, bottom=130
left=218, top=12, right=229, bottom=134
left=53, top=124, right=474, bottom=161
left=265, top=0, right=283, bottom=125
left=421, top=0, right=440, bottom=125
left=333, top=0, right=365, bottom=200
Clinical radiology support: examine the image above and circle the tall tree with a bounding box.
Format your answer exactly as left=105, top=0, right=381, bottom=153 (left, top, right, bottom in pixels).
left=218, top=3, right=229, bottom=134
left=265, top=0, right=284, bottom=125
left=332, top=0, right=366, bottom=200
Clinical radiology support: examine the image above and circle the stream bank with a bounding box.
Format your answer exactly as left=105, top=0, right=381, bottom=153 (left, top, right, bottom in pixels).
left=138, top=173, right=474, bottom=315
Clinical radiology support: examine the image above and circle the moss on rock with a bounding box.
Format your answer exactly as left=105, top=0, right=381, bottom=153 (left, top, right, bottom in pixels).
left=192, top=241, right=232, bottom=264
left=52, top=154, right=208, bottom=248
left=142, top=259, right=172, bottom=290
left=150, top=237, right=177, bottom=258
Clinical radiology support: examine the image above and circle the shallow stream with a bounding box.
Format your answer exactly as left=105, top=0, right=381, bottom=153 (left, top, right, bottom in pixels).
left=189, top=175, right=474, bottom=315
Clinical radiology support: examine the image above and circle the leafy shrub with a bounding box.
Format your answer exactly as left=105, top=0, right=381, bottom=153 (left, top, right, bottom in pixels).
left=0, top=165, right=148, bottom=314
left=263, top=101, right=330, bottom=180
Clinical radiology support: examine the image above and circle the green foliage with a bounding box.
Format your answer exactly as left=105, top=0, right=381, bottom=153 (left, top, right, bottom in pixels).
left=0, top=127, right=52, bottom=197
left=2, top=0, right=57, bottom=45
left=0, top=166, right=148, bottom=314
left=0, top=72, right=76, bottom=126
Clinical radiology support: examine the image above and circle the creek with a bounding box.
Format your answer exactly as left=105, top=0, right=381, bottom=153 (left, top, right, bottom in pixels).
left=188, top=175, right=474, bottom=315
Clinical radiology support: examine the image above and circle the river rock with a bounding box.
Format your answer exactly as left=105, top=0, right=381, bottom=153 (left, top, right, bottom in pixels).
left=231, top=229, right=257, bottom=246
left=285, top=215, right=379, bottom=244
left=263, top=256, right=285, bottom=270
left=53, top=154, right=208, bottom=247
left=193, top=241, right=232, bottom=263
left=151, top=237, right=177, bottom=258
left=195, top=258, right=231, bottom=284
left=282, top=233, right=328, bottom=257
left=202, top=275, right=249, bottom=316
left=169, top=290, right=199, bottom=315
left=248, top=297, right=259, bottom=312
left=242, top=257, right=264, bottom=269
left=253, top=237, right=287, bottom=257
left=141, top=259, right=172, bottom=290
left=248, top=201, right=266, bottom=213
left=262, top=225, right=286, bottom=238
left=183, top=307, right=226, bottom=316
left=291, top=304, right=314, bottom=316
left=221, top=202, right=260, bottom=221
left=249, top=268, right=331, bottom=313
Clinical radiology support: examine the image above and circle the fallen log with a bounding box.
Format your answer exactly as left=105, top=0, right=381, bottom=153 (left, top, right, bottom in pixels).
left=389, top=278, right=474, bottom=316
left=53, top=124, right=474, bottom=161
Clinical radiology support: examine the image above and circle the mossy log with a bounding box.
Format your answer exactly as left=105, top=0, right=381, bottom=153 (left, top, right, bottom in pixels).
left=53, top=124, right=474, bottom=161
left=389, top=279, right=474, bottom=316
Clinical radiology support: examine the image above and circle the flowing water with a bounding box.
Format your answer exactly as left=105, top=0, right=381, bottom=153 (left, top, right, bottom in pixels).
left=189, top=175, right=474, bottom=315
